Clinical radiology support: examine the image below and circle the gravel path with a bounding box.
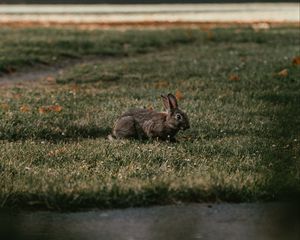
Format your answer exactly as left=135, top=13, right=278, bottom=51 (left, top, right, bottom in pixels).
left=2, top=203, right=299, bottom=240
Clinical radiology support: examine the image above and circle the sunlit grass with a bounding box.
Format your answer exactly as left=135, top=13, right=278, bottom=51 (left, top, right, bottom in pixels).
left=0, top=27, right=299, bottom=210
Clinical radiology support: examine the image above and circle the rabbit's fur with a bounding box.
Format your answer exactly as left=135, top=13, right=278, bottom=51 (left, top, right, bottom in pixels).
left=111, top=93, right=190, bottom=141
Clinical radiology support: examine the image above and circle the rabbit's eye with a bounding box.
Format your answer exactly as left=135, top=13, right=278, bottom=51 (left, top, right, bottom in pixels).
left=175, top=113, right=182, bottom=120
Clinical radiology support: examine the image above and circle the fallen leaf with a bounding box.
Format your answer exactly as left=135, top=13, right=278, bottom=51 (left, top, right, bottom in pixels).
left=240, top=57, right=247, bottom=63
left=20, top=105, right=30, bottom=112
left=38, top=106, right=48, bottom=114
left=123, top=43, right=130, bottom=51
left=154, top=81, right=169, bottom=89
left=71, top=84, right=79, bottom=92
left=292, top=56, right=300, bottom=66
left=175, top=90, right=184, bottom=100
left=3, top=66, right=16, bottom=74
left=38, top=105, right=63, bottom=114
left=180, top=135, right=193, bottom=141
left=0, top=103, right=9, bottom=111
left=228, top=74, right=240, bottom=81
left=47, top=147, right=67, bottom=157
left=12, top=94, right=22, bottom=99
left=50, top=105, right=63, bottom=112
left=277, top=69, right=288, bottom=77
left=46, top=76, right=55, bottom=82
left=206, top=30, right=214, bottom=40
left=252, top=23, right=270, bottom=31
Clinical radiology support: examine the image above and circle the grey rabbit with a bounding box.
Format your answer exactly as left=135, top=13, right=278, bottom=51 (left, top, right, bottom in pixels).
left=110, top=93, right=190, bottom=141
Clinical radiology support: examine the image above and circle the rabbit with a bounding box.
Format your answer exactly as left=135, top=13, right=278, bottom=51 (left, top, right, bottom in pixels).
left=110, top=93, right=190, bottom=141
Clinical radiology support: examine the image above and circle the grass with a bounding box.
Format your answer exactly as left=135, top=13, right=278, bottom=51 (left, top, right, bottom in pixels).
left=0, top=27, right=299, bottom=210
left=0, top=28, right=198, bottom=74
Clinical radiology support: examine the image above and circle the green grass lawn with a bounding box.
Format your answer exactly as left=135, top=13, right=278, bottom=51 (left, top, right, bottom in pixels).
left=0, top=28, right=198, bottom=74
left=0, top=27, right=299, bottom=210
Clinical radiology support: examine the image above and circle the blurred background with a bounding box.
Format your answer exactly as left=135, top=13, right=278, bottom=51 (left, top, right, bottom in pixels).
left=0, top=0, right=298, bottom=27
left=0, top=0, right=299, bottom=3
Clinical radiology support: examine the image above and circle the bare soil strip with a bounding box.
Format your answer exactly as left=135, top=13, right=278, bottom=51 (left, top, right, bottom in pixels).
left=0, top=3, right=298, bottom=28
left=3, top=203, right=299, bottom=240
left=0, top=20, right=299, bottom=29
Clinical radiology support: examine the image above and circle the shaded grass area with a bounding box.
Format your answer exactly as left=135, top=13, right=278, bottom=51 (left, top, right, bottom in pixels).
left=0, top=27, right=299, bottom=210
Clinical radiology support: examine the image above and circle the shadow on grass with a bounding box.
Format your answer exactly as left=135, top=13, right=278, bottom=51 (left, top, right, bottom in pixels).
left=257, top=90, right=300, bottom=201
left=0, top=125, right=111, bottom=142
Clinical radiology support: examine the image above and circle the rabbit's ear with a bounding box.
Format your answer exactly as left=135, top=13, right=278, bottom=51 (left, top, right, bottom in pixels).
left=167, top=93, right=178, bottom=109
left=161, top=95, right=170, bottom=110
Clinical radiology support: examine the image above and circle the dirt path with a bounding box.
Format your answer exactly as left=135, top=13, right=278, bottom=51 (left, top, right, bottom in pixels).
left=0, top=56, right=108, bottom=87
left=0, top=3, right=298, bottom=28
left=0, top=66, right=62, bottom=87
left=0, top=45, right=184, bottom=86
left=2, top=203, right=299, bottom=240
